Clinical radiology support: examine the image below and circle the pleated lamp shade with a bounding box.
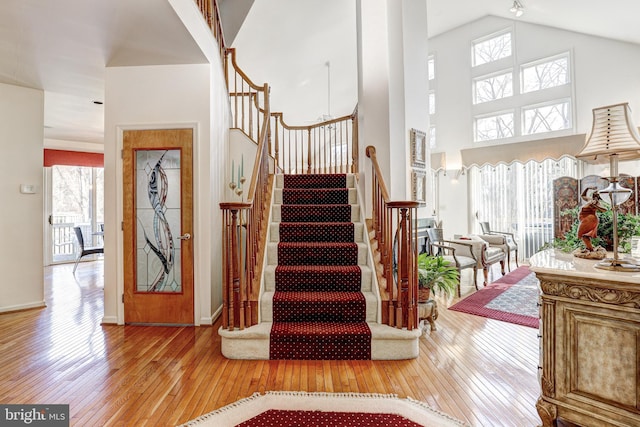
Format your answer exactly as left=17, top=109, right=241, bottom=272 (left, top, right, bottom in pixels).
left=576, top=102, right=640, bottom=163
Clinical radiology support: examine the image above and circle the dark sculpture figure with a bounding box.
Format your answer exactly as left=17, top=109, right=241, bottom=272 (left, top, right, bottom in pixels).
left=573, top=187, right=607, bottom=259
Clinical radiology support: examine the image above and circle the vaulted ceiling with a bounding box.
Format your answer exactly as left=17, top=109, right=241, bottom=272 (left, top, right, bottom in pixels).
left=1, top=0, right=638, bottom=146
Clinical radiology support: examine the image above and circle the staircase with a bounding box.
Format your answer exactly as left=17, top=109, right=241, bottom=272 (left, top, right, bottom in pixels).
left=219, top=173, right=420, bottom=360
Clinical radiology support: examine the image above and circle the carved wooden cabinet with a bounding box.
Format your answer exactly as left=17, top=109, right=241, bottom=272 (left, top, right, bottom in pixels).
left=530, top=250, right=640, bottom=427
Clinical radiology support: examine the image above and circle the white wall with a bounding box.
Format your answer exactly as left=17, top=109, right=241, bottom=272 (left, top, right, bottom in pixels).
left=0, top=83, right=45, bottom=312
left=429, top=16, right=640, bottom=235
left=357, top=0, right=430, bottom=219
left=104, top=63, right=228, bottom=325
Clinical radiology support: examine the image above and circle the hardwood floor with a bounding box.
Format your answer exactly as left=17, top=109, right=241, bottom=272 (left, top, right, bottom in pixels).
left=0, top=261, right=541, bottom=426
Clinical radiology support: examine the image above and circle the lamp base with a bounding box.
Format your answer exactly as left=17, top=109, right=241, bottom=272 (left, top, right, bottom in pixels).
left=594, top=258, right=640, bottom=272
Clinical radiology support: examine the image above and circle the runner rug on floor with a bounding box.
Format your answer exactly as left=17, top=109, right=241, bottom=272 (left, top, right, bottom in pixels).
left=178, top=391, right=469, bottom=427
left=448, top=266, right=539, bottom=328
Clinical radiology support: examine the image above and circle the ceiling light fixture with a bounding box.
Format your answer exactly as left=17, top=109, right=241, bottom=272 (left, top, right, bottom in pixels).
left=510, top=1, right=524, bottom=18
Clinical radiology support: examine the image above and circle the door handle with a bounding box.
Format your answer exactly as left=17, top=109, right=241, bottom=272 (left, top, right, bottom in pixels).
left=178, top=233, right=191, bottom=241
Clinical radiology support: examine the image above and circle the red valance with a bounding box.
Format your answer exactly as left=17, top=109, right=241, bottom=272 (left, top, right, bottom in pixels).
left=44, top=149, right=104, bottom=168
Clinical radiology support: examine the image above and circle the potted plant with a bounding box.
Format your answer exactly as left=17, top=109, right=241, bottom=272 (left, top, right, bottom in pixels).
left=417, top=253, right=459, bottom=302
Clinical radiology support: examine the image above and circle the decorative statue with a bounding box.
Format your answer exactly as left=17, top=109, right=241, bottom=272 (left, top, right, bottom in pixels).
left=573, top=187, right=608, bottom=259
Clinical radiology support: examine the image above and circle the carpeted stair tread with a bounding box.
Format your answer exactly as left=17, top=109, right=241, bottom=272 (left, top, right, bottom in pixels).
left=282, top=188, right=349, bottom=205
left=269, top=174, right=371, bottom=360
left=275, top=265, right=362, bottom=292
left=270, top=321, right=371, bottom=360
left=277, top=242, right=358, bottom=266
left=279, top=222, right=354, bottom=242
left=283, top=174, right=347, bottom=189
left=273, top=291, right=366, bottom=322
left=281, top=204, right=351, bottom=222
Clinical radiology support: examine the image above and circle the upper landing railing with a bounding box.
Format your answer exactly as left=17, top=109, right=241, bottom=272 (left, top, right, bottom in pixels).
left=196, top=0, right=417, bottom=331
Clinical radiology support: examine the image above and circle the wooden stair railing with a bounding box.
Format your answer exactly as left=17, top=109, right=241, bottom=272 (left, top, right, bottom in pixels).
left=195, top=4, right=361, bottom=330
left=219, top=49, right=271, bottom=331
left=270, top=108, right=358, bottom=175
left=193, top=1, right=358, bottom=177
left=195, top=0, right=225, bottom=59
left=366, top=146, right=419, bottom=330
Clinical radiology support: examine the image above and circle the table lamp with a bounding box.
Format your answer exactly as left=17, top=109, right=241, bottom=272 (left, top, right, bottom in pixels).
left=576, top=102, right=640, bottom=271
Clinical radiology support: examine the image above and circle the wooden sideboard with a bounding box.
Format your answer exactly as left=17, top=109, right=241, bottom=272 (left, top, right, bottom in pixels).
left=530, top=250, right=640, bottom=427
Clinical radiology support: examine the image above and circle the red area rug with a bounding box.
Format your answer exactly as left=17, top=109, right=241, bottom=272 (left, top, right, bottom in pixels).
left=448, top=266, right=539, bottom=328
left=271, top=174, right=371, bottom=360
left=178, top=392, right=469, bottom=427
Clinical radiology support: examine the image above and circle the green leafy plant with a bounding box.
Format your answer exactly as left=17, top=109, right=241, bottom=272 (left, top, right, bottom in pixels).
left=542, top=206, right=640, bottom=253
left=417, top=253, right=459, bottom=297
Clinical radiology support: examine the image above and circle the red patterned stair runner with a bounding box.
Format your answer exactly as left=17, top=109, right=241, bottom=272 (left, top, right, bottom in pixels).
left=270, top=174, right=371, bottom=360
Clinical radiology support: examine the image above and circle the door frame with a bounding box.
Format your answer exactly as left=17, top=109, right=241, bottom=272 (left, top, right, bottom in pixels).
left=114, top=123, right=200, bottom=326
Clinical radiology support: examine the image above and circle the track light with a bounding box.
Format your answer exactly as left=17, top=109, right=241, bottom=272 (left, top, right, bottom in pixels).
left=510, top=1, right=524, bottom=17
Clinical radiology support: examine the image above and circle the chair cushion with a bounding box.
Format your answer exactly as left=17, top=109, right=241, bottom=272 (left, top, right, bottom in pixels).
left=485, top=246, right=505, bottom=264
left=441, top=255, right=476, bottom=270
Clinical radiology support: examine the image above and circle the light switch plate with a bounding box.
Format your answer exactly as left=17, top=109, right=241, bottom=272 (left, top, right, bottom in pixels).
left=20, top=184, right=37, bottom=194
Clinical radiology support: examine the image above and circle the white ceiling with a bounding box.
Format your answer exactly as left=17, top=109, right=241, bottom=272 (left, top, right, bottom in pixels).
left=0, top=0, right=206, bottom=146
left=1, top=0, right=639, bottom=146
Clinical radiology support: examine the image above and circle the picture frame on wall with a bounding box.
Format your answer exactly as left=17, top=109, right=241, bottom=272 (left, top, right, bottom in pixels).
left=412, top=170, right=426, bottom=202
left=410, top=128, right=427, bottom=168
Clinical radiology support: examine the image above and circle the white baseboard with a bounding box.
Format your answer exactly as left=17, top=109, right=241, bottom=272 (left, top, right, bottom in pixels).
left=101, top=316, right=119, bottom=324
left=0, top=301, right=46, bottom=313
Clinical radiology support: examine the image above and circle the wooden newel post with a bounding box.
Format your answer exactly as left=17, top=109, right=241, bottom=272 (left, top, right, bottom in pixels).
left=229, top=209, right=240, bottom=331
left=395, top=208, right=408, bottom=328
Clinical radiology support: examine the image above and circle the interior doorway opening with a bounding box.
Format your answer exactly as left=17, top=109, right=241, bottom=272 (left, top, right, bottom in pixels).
left=45, top=164, right=104, bottom=265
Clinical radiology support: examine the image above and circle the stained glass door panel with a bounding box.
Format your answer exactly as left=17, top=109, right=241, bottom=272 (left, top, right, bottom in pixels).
left=123, top=129, right=194, bottom=325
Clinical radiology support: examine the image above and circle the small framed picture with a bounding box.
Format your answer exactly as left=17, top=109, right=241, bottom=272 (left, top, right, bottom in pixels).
left=410, top=128, right=426, bottom=168
left=412, top=170, right=426, bottom=202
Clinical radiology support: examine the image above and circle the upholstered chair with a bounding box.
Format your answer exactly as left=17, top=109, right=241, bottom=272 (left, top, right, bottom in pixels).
left=450, top=234, right=505, bottom=287
left=425, top=228, right=478, bottom=297
left=479, top=221, right=518, bottom=271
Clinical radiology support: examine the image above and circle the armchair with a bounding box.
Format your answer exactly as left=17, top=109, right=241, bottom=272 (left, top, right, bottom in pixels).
left=426, top=228, right=478, bottom=297
left=451, top=234, right=505, bottom=287
left=479, top=221, right=518, bottom=271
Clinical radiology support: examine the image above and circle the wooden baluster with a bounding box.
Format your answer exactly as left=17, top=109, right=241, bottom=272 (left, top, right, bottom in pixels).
left=352, top=115, right=359, bottom=174
left=228, top=209, right=239, bottom=330
left=221, top=210, right=229, bottom=329
left=274, top=117, right=280, bottom=172
left=306, top=128, right=312, bottom=174
left=386, top=209, right=395, bottom=326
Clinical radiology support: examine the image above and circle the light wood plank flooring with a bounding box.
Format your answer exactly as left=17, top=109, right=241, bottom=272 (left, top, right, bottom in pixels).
left=0, top=261, right=541, bottom=426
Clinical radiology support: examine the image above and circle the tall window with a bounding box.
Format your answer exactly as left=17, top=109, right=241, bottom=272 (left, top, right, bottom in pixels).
left=428, top=55, right=435, bottom=81
left=521, top=53, right=570, bottom=93
left=429, top=126, right=436, bottom=149
left=472, top=31, right=512, bottom=67
left=474, top=111, right=514, bottom=141
left=522, top=99, right=571, bottom=135
left=473, top=71, right=513, bottom=104
left=427, top=55, right=436, bottom=147
left=428, top=91, right=436, bottom=115
left=469, top=157, right=578, bottom=259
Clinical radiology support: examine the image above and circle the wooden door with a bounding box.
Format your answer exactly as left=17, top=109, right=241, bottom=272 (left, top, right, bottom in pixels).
left=123, top=129, right=194, bottom=324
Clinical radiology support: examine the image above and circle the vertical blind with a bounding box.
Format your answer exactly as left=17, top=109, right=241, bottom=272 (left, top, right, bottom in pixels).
left=469, top=157, right=579, bottom=259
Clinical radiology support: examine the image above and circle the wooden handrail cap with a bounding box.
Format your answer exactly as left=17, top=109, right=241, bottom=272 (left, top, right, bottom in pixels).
left=366, top=146, right=376, bottom=157
left=387, top=201, right=421, bottom=209
left=220, top=202, right=252, bottom=210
